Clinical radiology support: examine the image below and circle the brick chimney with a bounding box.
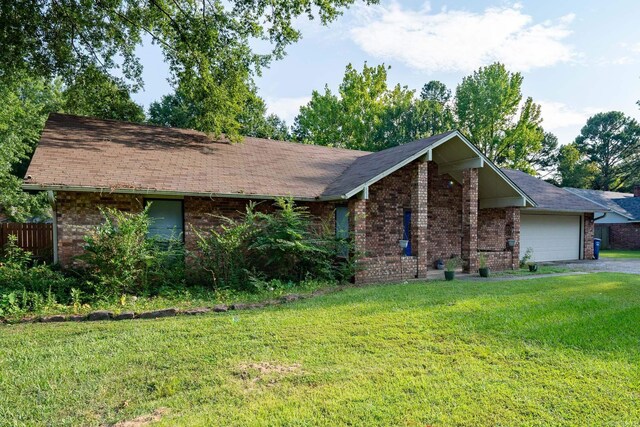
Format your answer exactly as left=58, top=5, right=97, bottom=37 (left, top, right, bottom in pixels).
left=635, top=184, right=640, bottom=197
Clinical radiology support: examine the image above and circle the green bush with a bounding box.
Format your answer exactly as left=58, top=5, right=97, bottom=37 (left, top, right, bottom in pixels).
left=194, top=198, right=357, bottom=290
left=78, top=206, right=185, bottom=297
left=0, top=235, right=76, bottom=301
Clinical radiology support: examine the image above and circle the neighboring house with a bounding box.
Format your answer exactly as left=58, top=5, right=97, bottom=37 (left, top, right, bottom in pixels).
left=23, top=114, right=604, bottom=283
left=565, top=187, right=640, bottom=250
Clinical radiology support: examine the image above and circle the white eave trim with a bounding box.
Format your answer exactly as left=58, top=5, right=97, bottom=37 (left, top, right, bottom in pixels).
left=341, top=131, right=536, bottom=207
left=342, top=132, right=458, bottom=200
left=22, top=183, right=322, bottom=202
left=563, top=188, right=634, bottom=220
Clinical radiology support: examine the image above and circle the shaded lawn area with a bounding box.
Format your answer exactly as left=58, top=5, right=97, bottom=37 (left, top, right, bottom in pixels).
left=600, top=249, right=640, bottom=259
left=1, top=273, right=639, bottom=426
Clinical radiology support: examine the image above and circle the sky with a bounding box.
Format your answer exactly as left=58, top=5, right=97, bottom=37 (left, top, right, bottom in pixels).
left=131, top=0, right=640, bottom=144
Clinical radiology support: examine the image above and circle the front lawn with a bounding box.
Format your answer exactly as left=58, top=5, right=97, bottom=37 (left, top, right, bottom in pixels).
left=600, top=249, right=640, bottom=259
left=1, top=273, right=639, bottom=426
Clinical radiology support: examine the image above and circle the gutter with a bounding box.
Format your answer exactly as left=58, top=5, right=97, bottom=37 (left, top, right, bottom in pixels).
left=22, top=183, right=329, bottom=203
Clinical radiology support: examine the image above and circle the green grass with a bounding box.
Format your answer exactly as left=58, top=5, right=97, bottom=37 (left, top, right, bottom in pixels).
left=600, top=249, right=640, bottom=259
left=491, top=265, right=571, bottom=276
left=1, top=273, right=639, bottom=426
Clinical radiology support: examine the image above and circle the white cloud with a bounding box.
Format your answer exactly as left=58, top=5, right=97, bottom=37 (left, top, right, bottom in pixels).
left=265, top=96, right=311, bottom=125
left=538, top=100, right=600, bottom=131
left=350, top=2, right=576, bottom=73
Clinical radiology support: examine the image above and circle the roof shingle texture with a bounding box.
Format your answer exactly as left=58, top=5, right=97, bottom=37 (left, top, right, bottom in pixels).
left=502, top=169, right=605, bottom=212
left=611, top=197, right=640, bottom=220
left=25, top=114, right=370, bottom=199
left=565, top=188, right=636, bottom=219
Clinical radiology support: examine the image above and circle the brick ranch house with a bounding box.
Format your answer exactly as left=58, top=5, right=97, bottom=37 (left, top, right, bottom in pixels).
left=566, top=187, right=640, bottom=250
left=24, top=114, right=604, bottom=283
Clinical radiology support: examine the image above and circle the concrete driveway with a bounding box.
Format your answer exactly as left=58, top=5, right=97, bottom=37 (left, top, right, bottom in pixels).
left=551, top=258, right=640, bottom=274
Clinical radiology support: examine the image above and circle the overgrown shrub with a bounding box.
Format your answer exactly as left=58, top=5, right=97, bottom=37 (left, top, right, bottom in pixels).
left=0, top=235, right=76, bottom=300
left=78, top=206, right=185, bottom=297
left=194, top=198, right=357, bottom=290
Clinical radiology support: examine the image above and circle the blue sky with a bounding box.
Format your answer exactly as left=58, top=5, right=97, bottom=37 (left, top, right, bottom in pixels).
left=132, top=0, right=640, bottom=144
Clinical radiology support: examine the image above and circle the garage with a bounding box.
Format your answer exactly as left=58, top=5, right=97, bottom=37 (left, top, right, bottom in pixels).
left=520, top=214, right=581, bottom=262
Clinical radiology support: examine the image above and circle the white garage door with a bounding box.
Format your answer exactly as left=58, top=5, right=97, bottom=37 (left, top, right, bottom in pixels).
left=520, top=214, right=581, bottom=262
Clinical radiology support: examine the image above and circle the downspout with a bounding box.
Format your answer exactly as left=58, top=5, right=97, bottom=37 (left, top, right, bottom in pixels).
left=594, top=212, right=607, bottom=221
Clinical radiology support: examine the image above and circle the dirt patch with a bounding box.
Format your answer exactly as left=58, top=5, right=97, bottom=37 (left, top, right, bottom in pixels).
left=111, top=408, right=169, bottom=427
left=235, top=362, right=302, bottom=387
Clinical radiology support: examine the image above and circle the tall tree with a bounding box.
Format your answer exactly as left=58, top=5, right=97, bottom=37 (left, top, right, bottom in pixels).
left=0, top=74, right=62, bottom=221
left=294, top=63, right=437, bottom=151
left=455, top=63, right=544, bottom=168
left=573, top=111, right=640, bottom=191
left=526, top=132, right=559, bottom=178
left=62, top=66, right=145, bottom=122
left=149, top=87, right=290, bottom=140
left=0, top=0, right=373, bottom=140
left=555, top=143, right=598, bottom=188
left=416, top=81, right=454, bottom=136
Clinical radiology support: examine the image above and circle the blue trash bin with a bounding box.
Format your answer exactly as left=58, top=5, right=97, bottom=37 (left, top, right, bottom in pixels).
left=593, top=238, right=601, bottom=260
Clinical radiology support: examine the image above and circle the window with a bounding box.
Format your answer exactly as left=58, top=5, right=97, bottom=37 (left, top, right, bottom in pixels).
left=335, top=206, right=349, bottom=257
left=145, top=199, right=184, bottom=242
left=403, top=210, right=412, bottom=256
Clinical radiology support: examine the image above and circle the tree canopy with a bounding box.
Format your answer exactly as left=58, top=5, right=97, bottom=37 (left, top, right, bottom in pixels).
left=1, top=0, right=374, bottom=139
left=455, top=63, right=544, bottom=170
left=293, top=63, right=451, bottom=151
left=570, top=111, right=640, bottom=191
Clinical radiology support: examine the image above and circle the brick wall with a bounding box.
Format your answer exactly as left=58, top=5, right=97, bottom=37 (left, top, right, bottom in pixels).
left=55, top=192, right=143, bottom=266
left=583, top=213, right=595, bottom=259
left=608, top=223, right=640, bottom=250
left=427, top=162, right=463, bottom=265
left=477, top=207, right=520, bottom=270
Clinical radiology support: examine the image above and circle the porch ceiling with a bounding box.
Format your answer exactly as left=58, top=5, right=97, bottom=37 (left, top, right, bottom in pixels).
left=430, top=135, right=534, bottom=209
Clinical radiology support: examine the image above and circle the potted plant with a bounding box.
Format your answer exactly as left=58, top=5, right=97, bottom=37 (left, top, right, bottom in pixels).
left=444, top=257, right=461, bottom=281
left=520, top=247, right=537, bottom=272
left=478, top=253, right=489, bottom=277
left=435, top=259, right=445, bottom=270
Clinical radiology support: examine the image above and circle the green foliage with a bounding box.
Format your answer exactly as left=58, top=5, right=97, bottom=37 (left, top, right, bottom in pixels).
left=444, top=256, right=461, bottom=272
left=455, top=62, right=544, bottom=169
left=79, top=206, right=184, bottom=297
left=555, top=143, right=598, bottom=188
left=194, top=198, right=356, bottom=290
left=0, top=74, right=62, bottom=221
left=520, top=247, right=534, bottom=267
left=294, top=63, right=445, bottom=150
left=61, top=65, right=145, bottom=122
left=0, top=0, right=374, bottom=140
left=0, top=236, right=77, bottom=312
left=573, top=111, right=640, bottom=191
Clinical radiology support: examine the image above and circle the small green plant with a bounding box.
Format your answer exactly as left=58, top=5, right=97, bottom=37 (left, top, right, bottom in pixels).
left=478, top=252, right=487, bottom=269
left=520, top=247, right=534, bottom=267
left=70, top=288, right=83, bottom=313
left=445, top=256, right=461, bottom=272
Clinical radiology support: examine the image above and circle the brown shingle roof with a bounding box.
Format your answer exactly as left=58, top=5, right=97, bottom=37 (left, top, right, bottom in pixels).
left=502, top=169, right=606, bottom=213
left=25, top=113, right=369, bottom=200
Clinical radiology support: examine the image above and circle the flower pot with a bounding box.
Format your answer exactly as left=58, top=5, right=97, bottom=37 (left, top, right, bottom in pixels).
left=444, top=271, right=455, bottom=281
left=478, top=267, right=489, bottom=278
left=528, top=264, right=538, bottom=272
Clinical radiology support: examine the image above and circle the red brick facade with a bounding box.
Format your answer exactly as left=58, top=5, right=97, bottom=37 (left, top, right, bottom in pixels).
left=583, top=213, right=595, bottom=259
left=597, top=223, right=640, bottom=250
left=52, top=159, right=587, bottom=282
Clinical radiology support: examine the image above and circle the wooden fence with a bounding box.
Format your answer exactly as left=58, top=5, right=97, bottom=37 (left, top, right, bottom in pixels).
left=0, top=223, right=54, bottom=262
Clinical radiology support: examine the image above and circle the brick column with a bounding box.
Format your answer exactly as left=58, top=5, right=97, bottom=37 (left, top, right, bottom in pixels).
left=411, top=161, right=429, bottom=278
left=583, top=213, right=594, bottom=259
left=505, top=207, right=520, bottom=269
left=462, top=168, right=479, bottom=272
left=349, top=197, right=368, bottom=283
